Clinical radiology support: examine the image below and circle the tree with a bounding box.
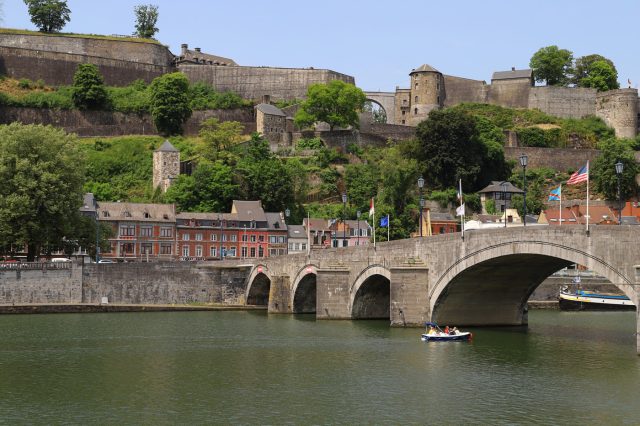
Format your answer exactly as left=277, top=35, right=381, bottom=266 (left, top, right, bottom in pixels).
left=345, top=163, right=378, bottom=209
left=198, top=118, right=244, bottom=159
left=133, top=4, right=159, bottom=39
left=149, top=72, right=192, bottom=136
left=592, top=139, right=638, bottom=201
left=573, top=54, right=619, bottom=90
left=529, top=45, right=574, bottom=86
left=165, top=161, right=239, bottom=212
left=0, top=123, right=85, bottom=260
left=413, top=109, right=508, bottom=192
left=71, top=63, right=108, bottom=110
left=24, top=0, right=70, bottom=32
left=294, top=80, right=366, bottom=131
left=577, top=60, right=619, bottom=92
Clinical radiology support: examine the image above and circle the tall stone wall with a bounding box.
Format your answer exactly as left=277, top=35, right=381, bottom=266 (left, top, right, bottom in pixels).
left=0, top=107, right=256, bottom=137
left=504, top=147, right=600, bottom=172
left=0, top=265, right=82, bottom=304
left=595, top=89, right=639, bottom=139
left=0, top=33, right=174, bottom=85
left=528, top=86, right=596, bottom=119
left=180, top=64, right=355, bottom=100
left=488, top=79, right=531, bottom=108
left=442, top=75, right=488, bottom=106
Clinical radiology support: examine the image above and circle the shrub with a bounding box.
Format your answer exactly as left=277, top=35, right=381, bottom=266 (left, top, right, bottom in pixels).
left=71, top=63, right=109, bottom=110
left=18, top=78, right=33, bottom=89
left=296, top=137, right=323, bottom=150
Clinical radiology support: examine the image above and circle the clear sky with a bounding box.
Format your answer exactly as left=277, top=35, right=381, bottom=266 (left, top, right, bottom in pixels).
left=3, top=0, right=640, bottom=92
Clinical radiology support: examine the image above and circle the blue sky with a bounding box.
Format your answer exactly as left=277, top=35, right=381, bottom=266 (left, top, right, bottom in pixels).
left=3, top=0, right=639, bottom=91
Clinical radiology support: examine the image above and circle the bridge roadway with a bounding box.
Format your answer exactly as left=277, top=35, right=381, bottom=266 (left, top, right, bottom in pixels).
left=242, top=226, right=640, bottom=353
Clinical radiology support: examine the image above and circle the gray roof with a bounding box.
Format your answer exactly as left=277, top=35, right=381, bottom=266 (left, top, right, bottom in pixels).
left=410, top=64, right=440, bottom=74
left=265, top=212, right=287, bottom=231
left=429, top=212, right=456, bottom=221
left=256, top=103, right=286, bottom=117
left=155, top=140, right=179, bottom=152
left=491, top=69, right=532, bottom=81
left=98, top=202, right=175, bottom=222
left=177, top=48, right=237, bottom=66
left=344, top=220, right=371, bottom=229
left=80, top=193, right=96, bottom=214
left=288, top=225, right=307, bottom=239
left=231, top=200, right=267, bottom=222
left=478, top=181, right=524, bottom=194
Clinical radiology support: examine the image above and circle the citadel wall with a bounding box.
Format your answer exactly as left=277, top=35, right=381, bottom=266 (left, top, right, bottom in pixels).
left=488, top=78, right=531, bottom=108
left=0, top=33, right=174, bottom=85
left=179, top=64, right=355, bottom=100
left=442, top=75, right=488, bottom=106
left=595, top=89, right=639, bottom=139
left=0, top=107, right=256, bottom=137
left=528, top=86, right=596, bottom=118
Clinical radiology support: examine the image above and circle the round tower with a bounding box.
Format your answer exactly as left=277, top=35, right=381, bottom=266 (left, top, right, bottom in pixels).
left=408, top=64, right=445, bottom=125
left=153, top=140, right=180, bottom=192
left=595, top=88, right=638, bottom=139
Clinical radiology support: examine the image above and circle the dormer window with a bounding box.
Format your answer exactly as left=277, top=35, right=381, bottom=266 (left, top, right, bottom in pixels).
left=163, top=214, right=169, bottom=220
left=124, top=211, right=131, bottom=217
left=103, top=211, right=110, bottom=217
left=143, top=212, right=151, bottom=219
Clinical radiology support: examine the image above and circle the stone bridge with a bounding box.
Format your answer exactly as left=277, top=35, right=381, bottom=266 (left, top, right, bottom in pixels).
left=364, top=91, right=396, bottom=124
left=243, top=226, right=640, bottom=353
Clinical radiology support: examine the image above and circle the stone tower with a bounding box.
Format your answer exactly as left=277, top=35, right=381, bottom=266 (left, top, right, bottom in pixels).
left=407, top=64, right=445, bottom=126
left=153, top=140, right=180, bottom=192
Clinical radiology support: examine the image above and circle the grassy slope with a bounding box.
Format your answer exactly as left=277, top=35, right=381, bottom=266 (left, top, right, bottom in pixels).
left=0, top=27, right=161, bottom=44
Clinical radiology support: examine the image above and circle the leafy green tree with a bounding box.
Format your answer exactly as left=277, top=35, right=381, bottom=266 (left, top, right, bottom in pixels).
left=24, top=0, right=70, bottom=32
left=0, top=123, right=85, bottom=260
left=529, top=45, right=574, bottom=86
left=345, top=163, right=378, bottom=209
left=198, top=118, right=244, bottom=159
left=592, top=139, right=638, bottom=200
left=133, top=4, right=158, bottom=38
left=149, top=72, right=192, bottom=136
left=294, top=80, right=366, bottom=131
left=71, top=63, right=109, bottom=110
left=577, top=60, right=619, bottom=92
left=573, top=54, right=619, bottom=90
left=165, top=161, right=239, bottom=212
left=413, top=109, right=508, bottom=192
left=59, top=215, right=112, bottom=259
left=377, top=146, right=418, bottom=214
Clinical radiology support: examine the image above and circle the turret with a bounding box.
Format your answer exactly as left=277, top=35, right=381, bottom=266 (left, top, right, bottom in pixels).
left=408, top=64, right=445, bottom=125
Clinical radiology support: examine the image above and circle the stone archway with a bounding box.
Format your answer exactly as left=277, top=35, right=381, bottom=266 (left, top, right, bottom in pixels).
left=430, top=241, right=635, bottom=326
left=245, top=265, right=272, bottom=306
left=363, top=92, right=396, bottom=124
left=351, top=265, right=391, bottom=319
left=292, top=265, right=317, bottom=313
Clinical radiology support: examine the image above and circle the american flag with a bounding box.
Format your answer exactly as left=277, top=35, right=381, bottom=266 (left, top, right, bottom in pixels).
left=567, top=163, right=588, bottom=185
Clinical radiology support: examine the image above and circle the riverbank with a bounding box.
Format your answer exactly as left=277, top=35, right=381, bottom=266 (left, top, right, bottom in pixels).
left=0, top=303, right=266, bottom=315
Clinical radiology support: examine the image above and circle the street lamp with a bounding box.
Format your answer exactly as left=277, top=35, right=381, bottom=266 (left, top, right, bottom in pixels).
left=418, top=176, right=425, bottom=237
left=356, top=210, right=361, bottom=246
left=519, top=153, right=528, bottom=226
left=420, top=197, right=426, bottom=236
left=342, top=193, right=348, bottom=247
left=501, top=181, right=508, bottom=228
left=615, top=161, right=624, bottom=225
left=285, top=208, right=290, bottom=224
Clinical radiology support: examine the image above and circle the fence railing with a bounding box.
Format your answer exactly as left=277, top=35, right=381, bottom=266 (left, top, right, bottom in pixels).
left=0, top=262, right=72, bottom=270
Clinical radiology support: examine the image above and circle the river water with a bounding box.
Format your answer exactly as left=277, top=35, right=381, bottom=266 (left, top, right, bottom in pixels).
left=0, top=310, right=638, bottom=424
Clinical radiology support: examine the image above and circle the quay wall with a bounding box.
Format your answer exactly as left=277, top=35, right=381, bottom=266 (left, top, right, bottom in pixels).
left=0, top=265, right=82, bottom=304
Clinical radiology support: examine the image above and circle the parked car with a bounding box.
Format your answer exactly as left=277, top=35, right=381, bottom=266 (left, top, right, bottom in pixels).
left=98, top=259, right=115, bottom=264
left=51, top=258, right=72, bottom=263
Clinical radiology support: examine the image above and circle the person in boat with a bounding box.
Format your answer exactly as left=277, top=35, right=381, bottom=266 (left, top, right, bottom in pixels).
left=452, top=327, right=459, bottom=335
left=428, top=326, right=438, bottom=335
left=444, top=326, right=450, bottom=334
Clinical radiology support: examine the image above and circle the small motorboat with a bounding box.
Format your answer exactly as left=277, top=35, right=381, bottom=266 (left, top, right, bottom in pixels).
left=421, top=322, right=472, bottom=342
left=559, top=286, right=636, bottom=311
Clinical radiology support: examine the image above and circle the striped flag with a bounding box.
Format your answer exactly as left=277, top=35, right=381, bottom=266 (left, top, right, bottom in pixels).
left=369, top=198, right=375, bottom=218
left=548, top=185, right=561, bottom=201
left=567, top=163, right=588, bottom=185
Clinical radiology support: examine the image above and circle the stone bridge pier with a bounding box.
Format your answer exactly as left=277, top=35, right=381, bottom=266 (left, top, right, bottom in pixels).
left=244, top=227, right=640, bottom=353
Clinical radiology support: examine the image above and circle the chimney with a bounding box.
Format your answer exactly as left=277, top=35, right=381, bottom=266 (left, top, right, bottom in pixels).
left=181, top=43, right=188, bottom=55
left=511, top=67, right=516, bottom=71
left=262, top=94, right=271, bottom=105
left=195, top=47, right=201, bottom=53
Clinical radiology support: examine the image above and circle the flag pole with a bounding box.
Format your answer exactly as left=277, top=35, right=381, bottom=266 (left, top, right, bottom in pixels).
left=387, top=214, right=390, bottom=242
left=559, top=184, right=562, bottom=226
left=459, top=179, right=465, bottom=240
left=586, top=161, right=590, bottom=234
left=306, top=211, right=311, bottom=255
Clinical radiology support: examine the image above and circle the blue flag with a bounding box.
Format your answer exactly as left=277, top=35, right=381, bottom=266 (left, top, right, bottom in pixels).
left=380, top=215, right=389, bottom=227
left=548, top=185, right=561, bottom=201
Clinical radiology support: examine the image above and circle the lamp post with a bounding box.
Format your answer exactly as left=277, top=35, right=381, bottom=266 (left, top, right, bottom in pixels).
left=418, top=176, right=425, bottom=237
left=501, top=181, right=508, bottom=228
left=356, top=210, right=361, bottom=246
left=219, top=214, right=223, bottom=260
left=284, top=209, right=290, bottom=254
left=420, top=197, right=425, bottom=235
left=519, top=153, right=528, bottom=226
left=341, top=193, right=348, bottom=247
left=615, top=161, right=623, bottom=225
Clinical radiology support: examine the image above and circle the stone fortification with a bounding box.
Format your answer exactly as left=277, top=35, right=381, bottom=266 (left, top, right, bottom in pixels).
left=528, top=86, right=596, bottom=118
left=0, top=106, right=256, bottom=137
left=0, top=33, right=174, bottom=85
left=595, top=89, right=639, bottom=139
left=179, top=64, right=355, bottom=100
left=504, top=147, right=601, bottom=172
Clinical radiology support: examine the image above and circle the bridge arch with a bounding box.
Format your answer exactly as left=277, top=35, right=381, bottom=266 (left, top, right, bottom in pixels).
left=363, top=92, right=396, bottom=124
left=430, top=240, right=635, bottom=326
left=350, top=265, right=391, bottom=319
left=292, top=265, right=317, bottom=313
left=245, top=265, right=272, bottom=306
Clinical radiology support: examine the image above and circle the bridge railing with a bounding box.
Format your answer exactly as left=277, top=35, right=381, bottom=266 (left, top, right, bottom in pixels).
left=0, top=262, right=72, bottom=270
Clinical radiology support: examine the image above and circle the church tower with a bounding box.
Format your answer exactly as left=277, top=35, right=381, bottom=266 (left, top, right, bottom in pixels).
left=153, top=140, right=180, bottom=192
left=408, top=64, right=445, bottom=126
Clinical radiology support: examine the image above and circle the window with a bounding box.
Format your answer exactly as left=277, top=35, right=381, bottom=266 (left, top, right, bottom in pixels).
left=241, top=247, right=247, bottom=258
left=258, top=246, right=264, bottom=257
left=250, top=235, right=256, bottom=243
left=195, top=233, right=203, bottom=241
left=160, top=244, right=172, bottom=255
left=294, top=243, right=300, bottom=251
left=289, top=243, right=293, bottom=250
left=211, top=234, right=217, bottom=241
left=414, top=108, right=418, bottom=115
left=278, top=236, right=285, bottom=243
left=228, top=247, right=236, bottom=257
left=437, top=95, right=440, bottom=104
left=182, top=233, right=190, bottom=241
left=140, top=226, right=152, bottom=237
left=415, top=82, right=418, bottom=89
left=141, top=243, right=153, bottom=254
left=258, top=235, right=264, bottom=242
left=270, top=236, right=277, bottom=244
left=120, top=243, right=135, bottom=254
left=242, top=234, right=248, bottom=242
left=402, top=110, right=405, bottom=115
left=195, top=245, right=202, bottom=257
left=402, top=120, right=405, bottom=124
left=182, top=246, right=189, bottom=257
left=250, top=247, right=256, bottom=257
left=160, top=227, right=173, bottom=237
left=119, top=225, right=135, bottom=237
left=222, top=234, right=227, bottom=242
left=143, top=212, right=151, bottom=219
left=301, top=243, right=306, bottom=251
left=210, top=247, right=217, bottom=257
left=102, top=211, right=110, bottom=217
left=230, top=234, right=237, bottom=242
